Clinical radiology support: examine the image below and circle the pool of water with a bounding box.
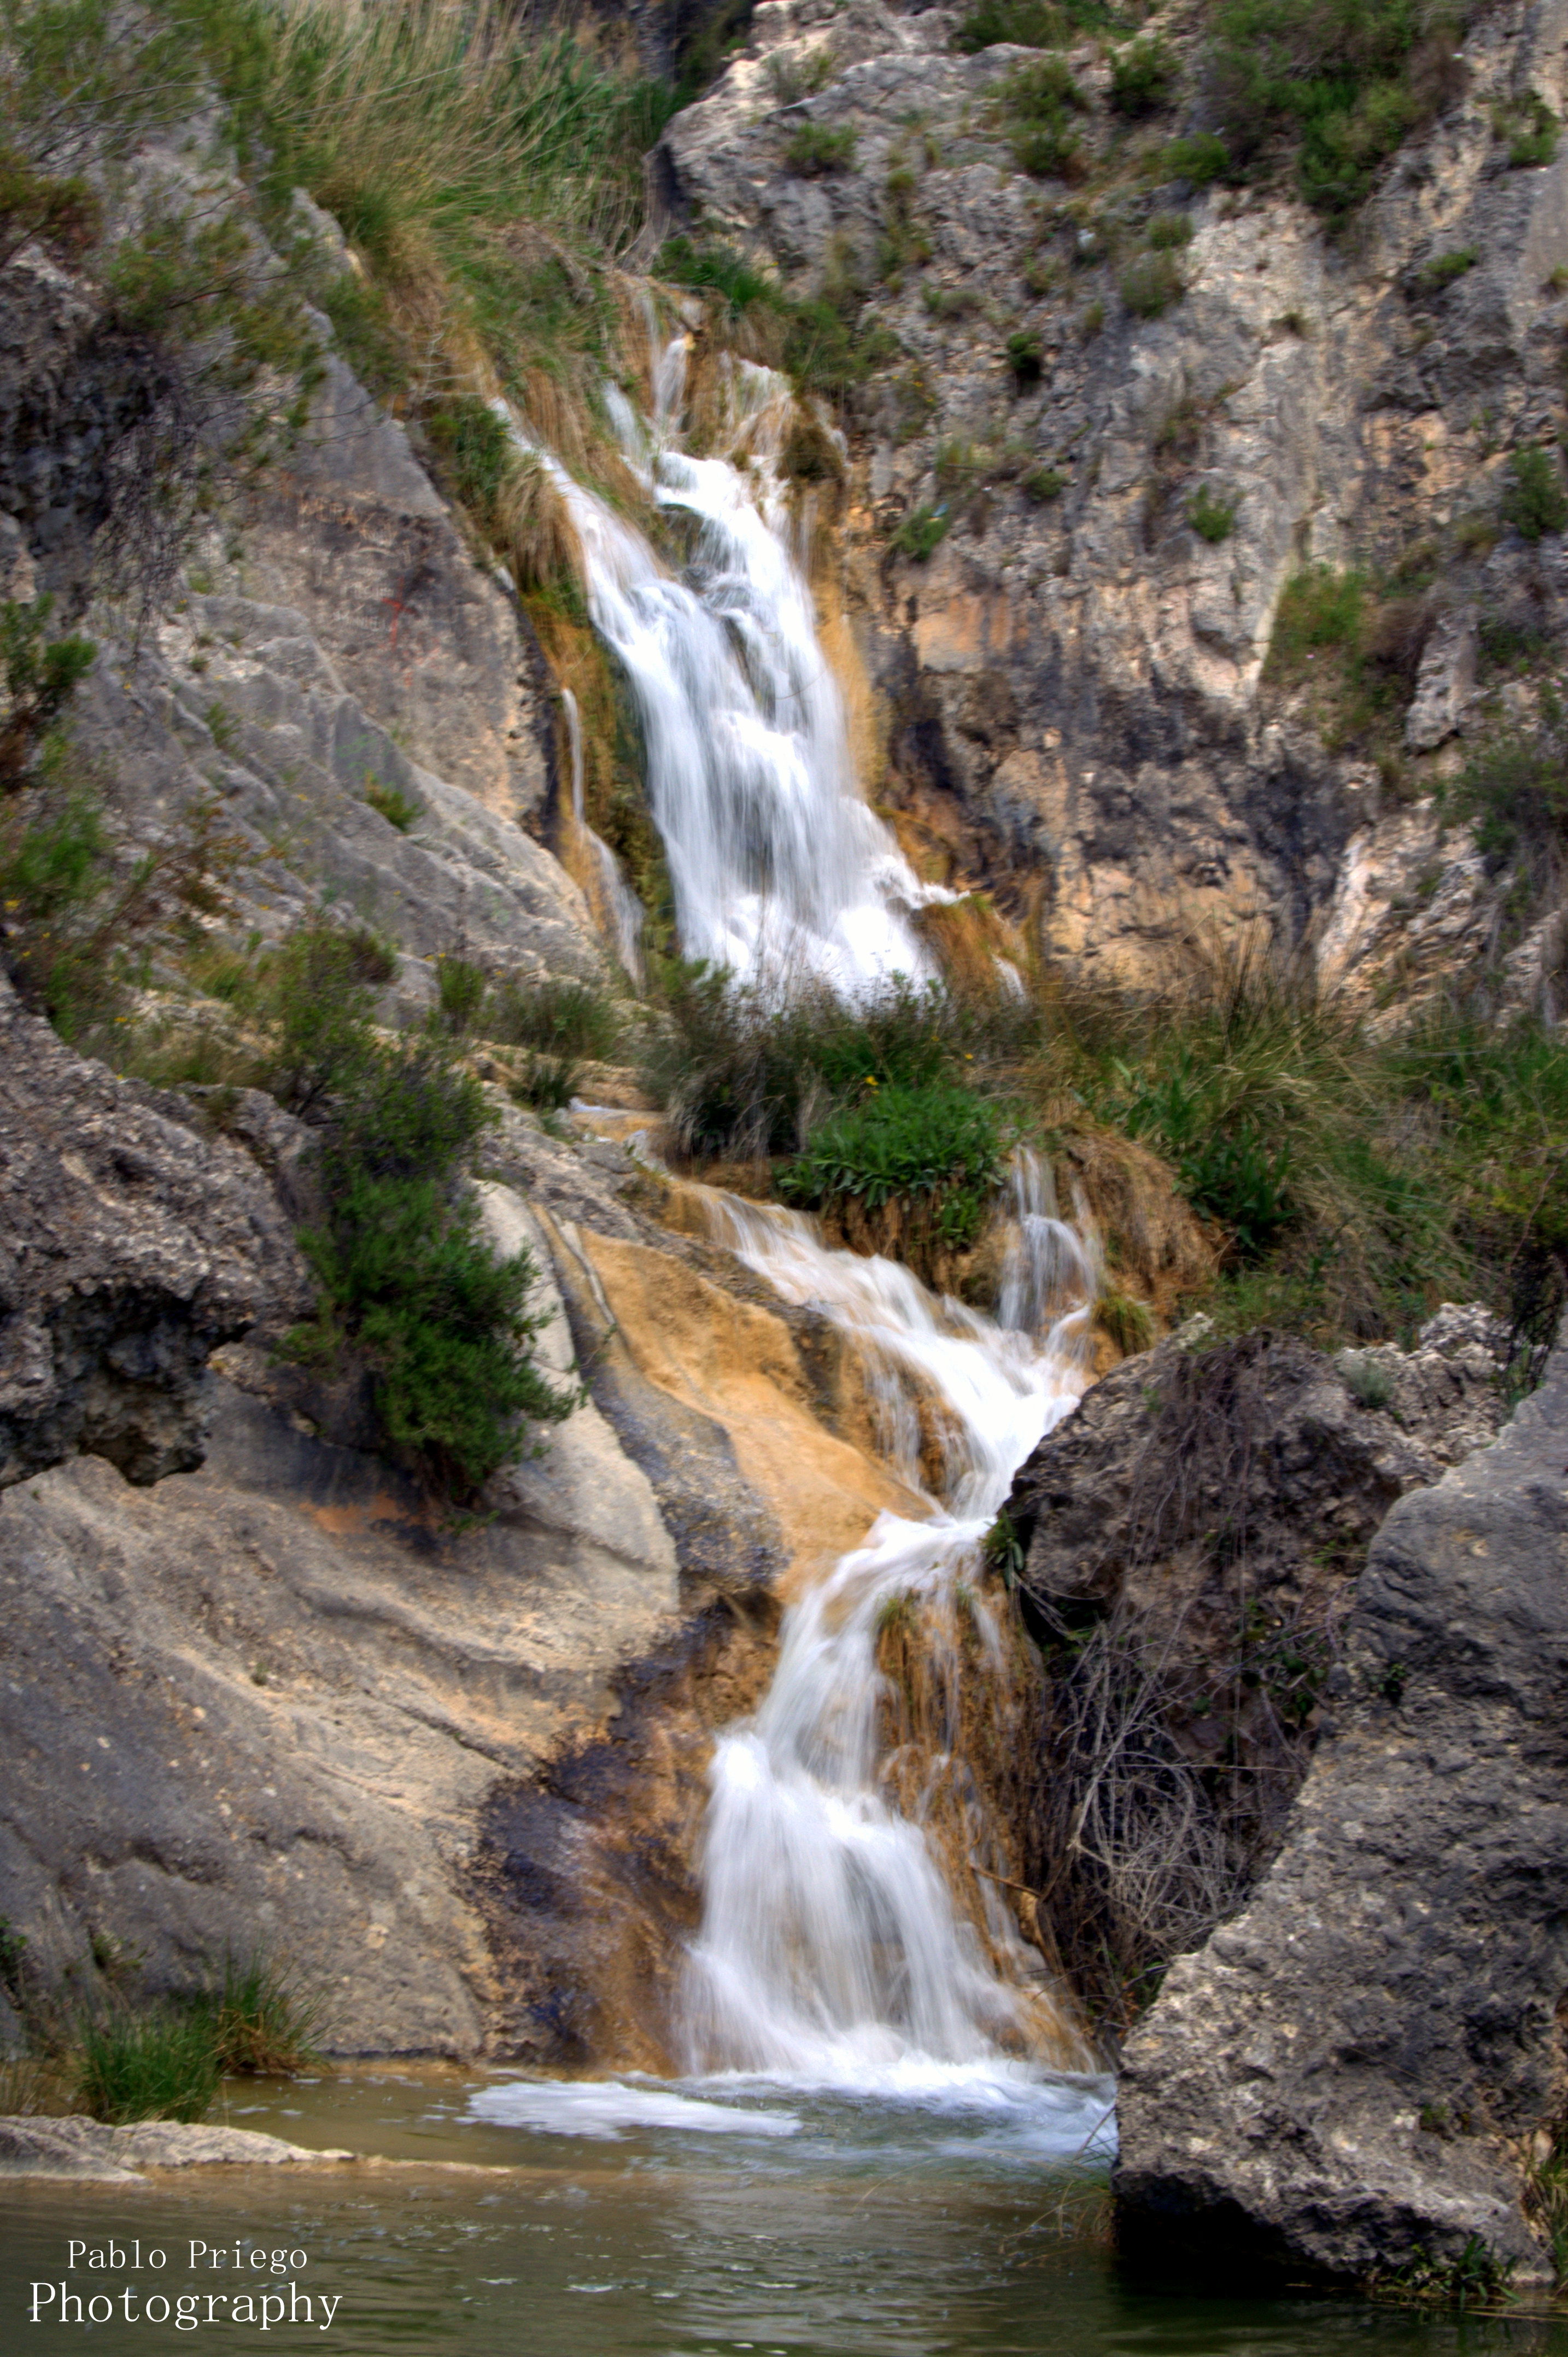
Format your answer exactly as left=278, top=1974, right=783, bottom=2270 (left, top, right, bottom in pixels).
left=4, top=2068, right=1566, bottom=2354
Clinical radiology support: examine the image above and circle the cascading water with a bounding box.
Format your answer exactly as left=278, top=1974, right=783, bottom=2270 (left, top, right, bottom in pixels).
left=475, top=342, right=1116, bottom=2160
left=501, top=348, right=946, bottom=993
left=678, top=1175, right=1101, bottom=2091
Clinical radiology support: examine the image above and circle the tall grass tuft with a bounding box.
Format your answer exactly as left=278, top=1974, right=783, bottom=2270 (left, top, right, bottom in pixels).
left=74, top=2009, right=221, bottom=2125
left=195, top=1954, right=321, bottom=2075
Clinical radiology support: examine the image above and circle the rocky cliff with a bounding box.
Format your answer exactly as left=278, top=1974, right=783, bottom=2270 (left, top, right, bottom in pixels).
left=662, top=0, right=1568, bottom=1004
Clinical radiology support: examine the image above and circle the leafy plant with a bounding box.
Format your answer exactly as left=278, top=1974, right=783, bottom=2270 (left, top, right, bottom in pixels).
left=1336, top=1349, right=1395, bottom=1409
left=364, top=779, right=422, bottom=832
left=1146, top=210, right=1193, bottom=249
left=1006, top=328, right=1045, bottom=385
left=1501, top=445, right=1568, bottom=542
left=1415, top=245, right=1477, bottom=294
left=488, top=972, right=624, bottom=1060
left=890, top=503, right=951, bottom=561
left=1495, top=90, right=1558, bottom=168
left=434, top=953, right=489, bottom=1036
left=286, top=1038, right=579, bottom=1502
left=999, top=56, right=1090, bottom=180
left=786, top=121, right=857, bottom=175
left=1120, top=249, right=1184, bottom=318
left=1109, top=37, right=1177, bottom=117
left=191, top=1955, right=321, bottom=2075
left=780, top=1082, right=1006, bottom=1252
left=0, top=597, right=95, bottom=785
left=1160, top=131, right=1232, bottom=186
left=1025, top=464, right=1066, bottom=502
left=1189, top=485, right=1239, bottom=542
left=1207, top=0, right=1468, bottom=220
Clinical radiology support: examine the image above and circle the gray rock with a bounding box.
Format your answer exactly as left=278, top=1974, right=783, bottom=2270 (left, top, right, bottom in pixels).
left=1114, top=1335, right=1568, bottom=2286
left=0, top=2116, right=352, bottom=2180
left=1405, top=606, right=1478, bottom=752
left=0, top=975, right=307, bottom=1489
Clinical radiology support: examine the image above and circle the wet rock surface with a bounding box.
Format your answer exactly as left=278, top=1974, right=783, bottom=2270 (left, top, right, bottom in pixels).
left=1113, top=1334, right=1568, bottom=2286
left=0, top=2117, right=352, bottom=2181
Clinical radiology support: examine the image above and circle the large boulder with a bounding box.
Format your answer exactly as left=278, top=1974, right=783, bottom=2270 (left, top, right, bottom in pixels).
left=1113, top=1335, right=1568, bottom=2287
left=0, top=978, right=307, bottom=1489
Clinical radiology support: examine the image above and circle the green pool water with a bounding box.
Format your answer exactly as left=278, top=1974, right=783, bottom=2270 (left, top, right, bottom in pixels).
left=3, top=2068, right=1564, bottom=2356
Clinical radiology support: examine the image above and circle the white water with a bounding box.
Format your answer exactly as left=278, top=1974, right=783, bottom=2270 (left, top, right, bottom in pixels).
left=680, top=1172, right=1100, bottom=2097
left=496, top=347, right=1113, bottom=2149
left=501, top=350, right=944, bottom=993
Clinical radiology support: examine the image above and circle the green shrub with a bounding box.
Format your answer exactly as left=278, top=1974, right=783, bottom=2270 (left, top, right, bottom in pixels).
left=1208, top=0, right=1465, bottom=220
left=1189, top=485, right=1239, bottom=542
left=786, top=122, right=857, bottom=176
left=1336, top=1348, right=1395, bottom=1408
left=0, top=596, right=95, bottom=787
left=780, top=1081, right=1006, bottom=1251
left=1120, top=248, right=1184, bottom=317
left=1160, top=132, right=1232, bottom=186
left=999, top=56, right=1090, bottom=180
left=655, top=235, right=782, bottom=319
left=289, top=1042, right=578, bottom=1500
left=1006, top=328, right=1045, bottom=384
left=75, top=2009, right=220, bottom=2125
left=1446, top=732, right=1568, bottom=866
left=1496, top=91, right=1559, bottom=168
left=264, top=917, right=381, bottom=1117
left=1266, top=565, right=1365, bottom=672
left=1146, top=210, right=1193, bottom=248
left=512, top=1050, right=581, bottom=1111
left=364, top=779, right=421, bottom=831
left=1502, top=445, right=1568, bottom=542
left=890, top=503, right=951, bottom=560
left=1415, top=245, right=1477, bottom=294
left=424, top=394, right=514, bottom=535
left=488, top=973, right=624, bottom=1060
left=956, top=0, right=1127, bottom=44
left=1080, top=298, right=1105, bottom=338
left=1025, top=464, right=1066, bottom=501
left=1109, top=38, right=1177, bottom=118
left=434, top=953, right=489, bottom=1036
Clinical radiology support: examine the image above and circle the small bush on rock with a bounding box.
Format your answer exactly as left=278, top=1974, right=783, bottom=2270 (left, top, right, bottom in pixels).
left=1120, top=249, right=1184, bottom=318
left=285, top=1034, right=578, bottom=1503
left=1110, top=38, right=1177, bottom=117
left=780, top=1081, right=1007, bottom=1259
left=786, top=122, right=857, bottom=176
left=1501, top=445, right=1568, bottom=542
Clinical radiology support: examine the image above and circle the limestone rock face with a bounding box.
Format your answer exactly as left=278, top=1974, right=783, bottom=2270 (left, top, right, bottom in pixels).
left=661, top=0, right=1568, bottom=999
left=0, top=975, right=307, bottom=1490
left=1113, top=1339, right=1568, bottom=2285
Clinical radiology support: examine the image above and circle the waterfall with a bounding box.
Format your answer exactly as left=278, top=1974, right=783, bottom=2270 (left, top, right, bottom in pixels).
left=499, top=351, right=945, bottom=994
left=504, top=346, right=1108, bottom=2102
left=680, top=1178, right=1099, bottom=2086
